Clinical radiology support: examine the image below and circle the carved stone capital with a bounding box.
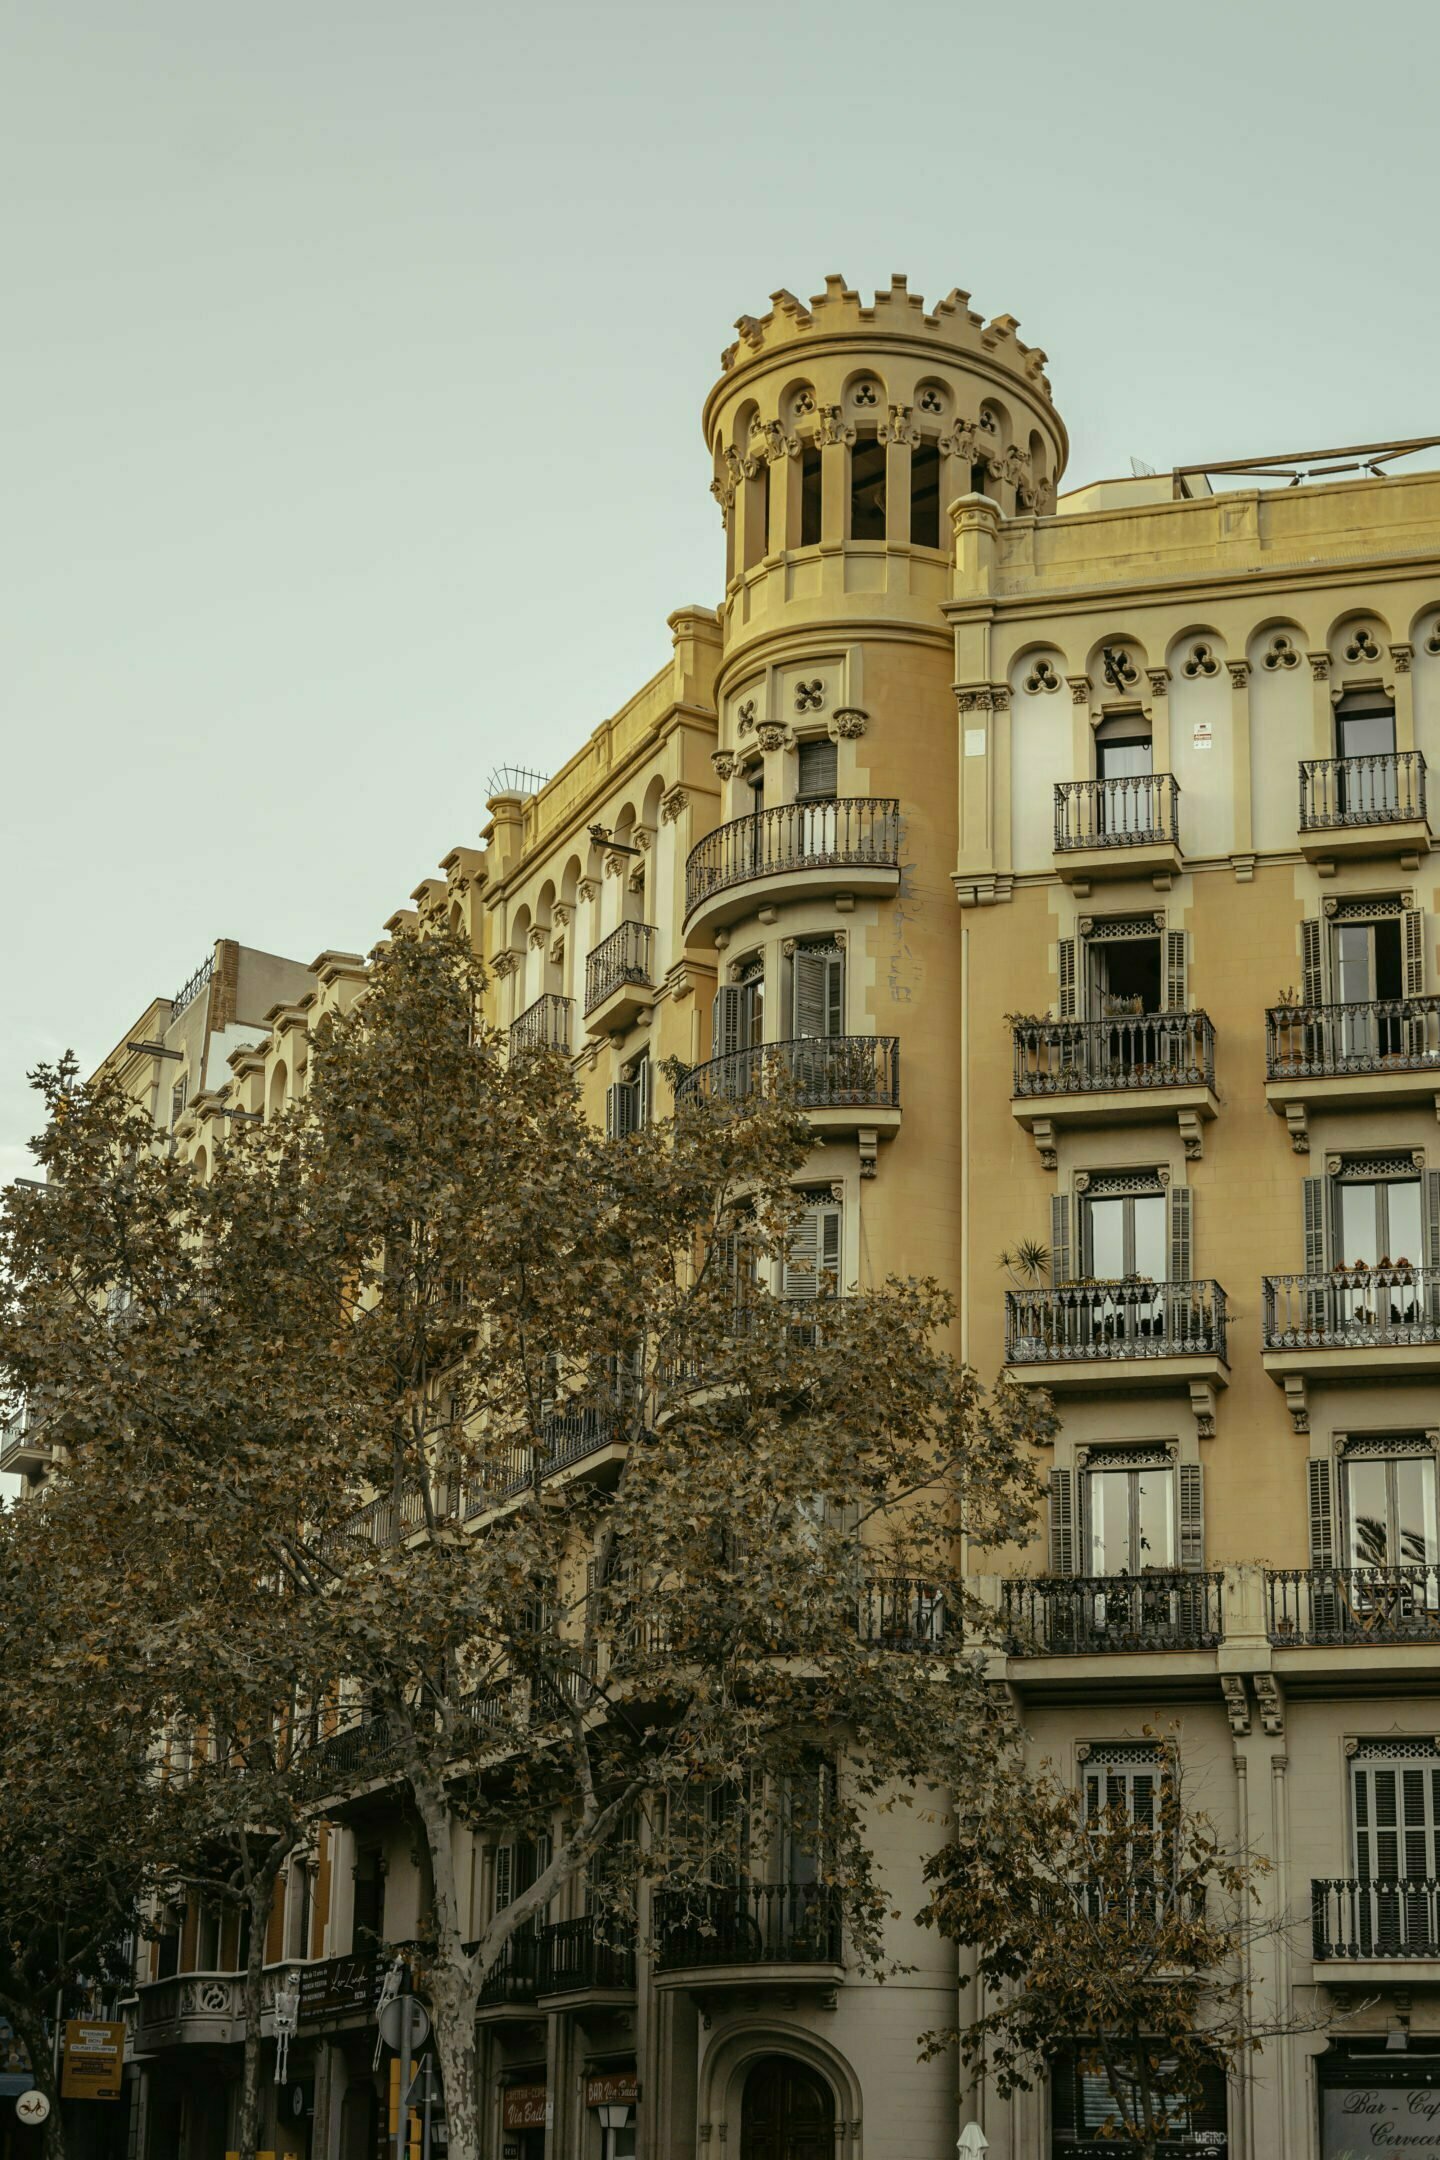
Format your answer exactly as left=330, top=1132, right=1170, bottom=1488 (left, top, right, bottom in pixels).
left=490, top=949, right=519, bottom=978
left=830, top=707, right=869, bottom=740
left=756, top=723, right=789, bottom=753
left=711, top=751, right=737, bottom=781
left=1145, top=667, right=1171, bottom=699
left=1391, top=641, right=1414, bottom=675
left=527, top=925, right=548, bottom=950
left=878, top=403, right=915, bottom=445
left=550, top=903, right=572, bottom=929
left=1227, top=659, right=1251, bottom=689
left=1308, top=651, right=1331, bottom=681
left=603, top=852, right=628, bottom=878
left=576, top=877, right=599, bottom=902
left=659, top=788, right=689, bottom=825
left=814, top=404, right=855, bottom=448
left=1067, top=674, right=1092, bottom=707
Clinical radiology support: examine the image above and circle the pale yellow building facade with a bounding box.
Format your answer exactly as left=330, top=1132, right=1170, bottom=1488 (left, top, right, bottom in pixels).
left=56, top=277, right=1440, bottom=2160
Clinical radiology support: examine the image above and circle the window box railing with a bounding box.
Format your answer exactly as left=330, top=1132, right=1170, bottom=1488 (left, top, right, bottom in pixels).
left=1005, top=1281, right=1228, bottom=1364
left=1013, top=1013, right=1214, bottom=1097
left=509, top=994, right=573, bottom=1056
left=585, top=921, right=656, bottom=1015
left=1054, top=774, right=1179, bottom=852
left=1267, top=1564, right=1440, bottom=1645
left=1262, top=1269, right=1440, bottom=1349
left=536, top=1915, right=636, bottom=1995
left=1002, top=1572, right=1224, bottom=1656
left=675, top=1035, right=900, bottom=1113
left=1313, top=1878, right=1440, bottom=1961
left=654, top=1881, right=842, bottom=1972
left=1300, top=750, right=1426, bottom=831
left=685, top=799, right=900, bottom=918
left=1266, top=996, right=1440, bottom=1078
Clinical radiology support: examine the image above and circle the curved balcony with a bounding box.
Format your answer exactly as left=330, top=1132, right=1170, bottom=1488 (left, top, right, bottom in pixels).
left=684, top=799, right=900, bottom=942
left=1299, top=750, right=1430, bottom=867
left=654, top=1881, right=842, bottom=1990
left=674, top=1034, right=900, bottom=1144
left=1265, top=997, right=1440, bottom=1146
left=1052, top=775, right=1182, bottom=891
left=1011, top=1012, right=1217, bottom=1164
left=1002, top=1572, right=1224, bottom=1657
left=1005, top=1280, right=1228, bottom=1392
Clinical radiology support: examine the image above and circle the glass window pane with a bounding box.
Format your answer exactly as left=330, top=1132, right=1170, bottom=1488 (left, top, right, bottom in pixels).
left=1132, top=1195, right=1166, bottom=1280
left=1098, top=737, right=1152, bottom=779
left=1135, top=1470, right=1175, bottom=1568
left=1338, top=709, right=1396, bottom=759
left=1088, top=1470, right=1131, bottom=1573
left=1347, top=1459, right=1392, bottom=1566
left=1340, top=1183, right=1381, bottom=1267
left=1387, top=1179, right=1422, bottom=1265
left=1335, top=925, right=1374, bottom=1005
left=1395, top=1458, right=1438, bottom=1565
left=1087, top=1199, right=1126, bottom=1278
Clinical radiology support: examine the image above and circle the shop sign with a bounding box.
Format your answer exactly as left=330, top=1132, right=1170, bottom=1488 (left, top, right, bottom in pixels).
left=60, top=2021, right=125, bottom=2101
left=298, top=1955, right=377, bottom=2025
left=503, top=2086, right=550, bottom=2131
left=585, top=2073, right=638, bottom=2109
left=1323, top=2085, right=1440, bottom=2157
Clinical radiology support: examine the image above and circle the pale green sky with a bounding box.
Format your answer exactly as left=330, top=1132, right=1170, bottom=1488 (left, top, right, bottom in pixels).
left=3, top=0, right=1438, bottom=1178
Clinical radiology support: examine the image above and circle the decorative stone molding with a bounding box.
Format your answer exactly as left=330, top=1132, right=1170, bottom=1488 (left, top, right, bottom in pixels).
left=1221, top=1674, right=1251, bottom=1736
left=711, top=751, right=737, bottom=781
left=736, top=698, right=758, bottom=734
left=990, top=685, right=1011, bottom=713
left=1067, top=674, right=1092, bottom=706
left=1390, top=642, right=1414, bottom=675
left=1428, top=621, right=1440, bottom=655
left=633, top=827, right=653, bottom=852
left=756, top=723, right=790, bottom=752
left=858, top=1128, right=878, bottom=1179
left=1253, top=1671, right=1285, bottom=1737
left=628, top=863, right=646, bottom=894
left=550, top=903, right=572, bottom=929
left=878, top=403, right=915, bottom=445
left=576, top=877, right=599, bottom=903
left=1182, top=643, right=1220, bottom=680
left=1262, top=634, right=1300, bottom=672
left=939, top=420, right=980, bottom=464
left=490, top=949, right=519, bottom=978
left=527, top=926, right=549, bottom=950
left=1283, top=1375, right=1309, bottom=1435
left=1227, top=659, right=1251, bottom=688
left=603, top=852, right=629, bottom=879
left=814, top=404, right=855, bottom=448
left=659, top=789, right=689, bottom=825
left=1189, top=1379, right=1216, bottom=1440
left=1178, top=1108, right=1204, bottom=1162
left=1029, top=1118, right=1057, bottom=1172
left=1308, top=650, right=1331, bottom=681
left=830, top=707, right=869, bottom=739
left=1145, top=667, right=1171, bottom=699
left=1344, top=627, right=1381, bottom=664
left=794, top=679, right=826, bottom=714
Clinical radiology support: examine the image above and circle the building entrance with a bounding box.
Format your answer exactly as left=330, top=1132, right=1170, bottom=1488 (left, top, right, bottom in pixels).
left=739, top=2057, right=834, bottom=2160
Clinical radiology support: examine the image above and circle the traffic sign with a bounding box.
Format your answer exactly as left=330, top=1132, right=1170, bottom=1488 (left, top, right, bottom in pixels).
left=378, top=1995, right=431, bottom=2053
left=15, top=2091, right=51, bottom=2126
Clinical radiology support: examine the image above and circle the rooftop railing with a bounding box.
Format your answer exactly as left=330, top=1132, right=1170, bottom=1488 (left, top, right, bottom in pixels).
left=584, top=921, right=656, bottom=1014
left=1265, top=996, right=1440, bottom=1078
left=1006, top=1281, right=1228, bottom=1365
left=1054, top=774, right=1179, bottom=852
left=685, top=798, right=900, bottom=918
left=1013, top=1012, right=1215, bottom=1097
left=1300, top=750, right=1426, bottom=830
left=1002, top=1572, right=1225, bottom=1656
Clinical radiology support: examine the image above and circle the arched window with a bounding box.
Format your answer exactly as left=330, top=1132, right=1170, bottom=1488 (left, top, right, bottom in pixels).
left=849, top=434, right=886, bottom=541
left=910, top=439, right=941, bottom=547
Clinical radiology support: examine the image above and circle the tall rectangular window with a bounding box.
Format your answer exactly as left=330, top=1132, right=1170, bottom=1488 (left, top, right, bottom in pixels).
left=909, top=440, right=941, bottom=548
left=799, top=445, right=822, bottom=547
left=849, top=434, right=886, bottom=541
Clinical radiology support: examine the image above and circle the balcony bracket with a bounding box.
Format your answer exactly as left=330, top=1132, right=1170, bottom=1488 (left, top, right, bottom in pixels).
left=1029, top=1119, right=1057, bottom=1172
left=1151, top=869, right=1174, bottom=893
left=1189, top=1380, right=1217, bottom=1441
left=1221, top=1675, right=1251, bottom=1735
left=1283, top=1375, right=1309, bottom=1435
left=1178, top=1108, right=1204, bottom=1162
left=858, top=1128, right=879, bottom=1179
left=1275, top=1099, right=1310, bottom=1155
left=1254, top=1670, right=1285, bottom=1736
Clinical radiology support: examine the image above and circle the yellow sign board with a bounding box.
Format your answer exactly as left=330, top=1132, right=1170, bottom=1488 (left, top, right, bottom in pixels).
left=60, top=2020, right=125, bottom=2102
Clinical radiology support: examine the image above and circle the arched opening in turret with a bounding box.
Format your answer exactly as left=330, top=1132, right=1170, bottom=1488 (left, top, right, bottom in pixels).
left=799, top=444, right=822, bottom=547
left=744, top=456, right=771, bottom=571
left=849, top=433, right=886, bottom=541
left=910, top=439, right=941, bottom=548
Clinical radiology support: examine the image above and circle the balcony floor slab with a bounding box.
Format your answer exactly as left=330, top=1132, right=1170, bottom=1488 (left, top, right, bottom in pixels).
left=1005, top=1353, right=1228, bottom=1394
left=685, top=863, right=899, bottom=946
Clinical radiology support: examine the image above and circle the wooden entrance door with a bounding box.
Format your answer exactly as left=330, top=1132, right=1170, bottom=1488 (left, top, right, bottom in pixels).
left=740, top=2057, right=834, bottom=2160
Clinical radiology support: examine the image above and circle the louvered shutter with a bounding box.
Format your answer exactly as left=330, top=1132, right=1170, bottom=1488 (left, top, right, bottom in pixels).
left=1426, top=1169, right=1440, bottom=1279
left=712, top=984, right=744, bottom=1058
left=1168, top=1187, right=1193, bottom=1284
left=797, top=738, right=838, bottom=800
left=819, top=1203, right=841, bottom=1289
left=793, top=946, right=843, bottom=1038
left=783, top=1202, right=840, bottom=1300
left=637, top=1056, right=653, bottom=1128
left=1164, top=929, right=1188, bottom=1012
left=1057, top=938, right=1078, bottom=1020
left=1050, top=1193, right=1071, bottom=1287
left=1178, top=1462, right=1205, bottom=1570
left=493, top=1845, right=513, bottom=1914
left=1303, top=1176, right=1329, bottom=1276
left=1307, top=1458, right=1336, bottom=1568
left=1301, top=918, right=1325, bottom=1007
left=1049, top=1468, right=1075, bottom=1575
left=1404, top=909, right=1426, bottom=998
left=605, top=1081, right=635, bottom=1139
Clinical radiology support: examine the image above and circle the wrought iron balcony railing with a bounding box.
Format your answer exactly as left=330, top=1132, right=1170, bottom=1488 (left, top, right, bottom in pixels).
left=1267, top=1564, right=1440, bottom=1645
left=1002, top=1572, right=1225, bottom=1656
left=1013, top=1012, right=1215, bottom=1097
left=1053, top=774, right=1179, bottom=852
left=654, top=1881, right=842, bottom=1972
left=1262, top=1269, right=1440, bottom=1349
left=1266, top=996, right=1440, bottom=1078
left=1006, top=1281, right=1228, bottom=1364
left=477, top=1922, right=541, bottom=2004
left=1313, top=1878, right=1440, bottom=1961
left=303, top=1711, right=399, bottom=1786
left=855, top=1576, right=949, bottom=1648
left=509, top=994, right=573, bottom=1056
left=585, top=921, right=656, bottom=1015
left=685, top=798, right=900, bottom=918
left=675, top=1035, right=900, bottom=1113
left=536, top=1915, right=636, bottom=1995
left=1300, top=749, right=1427, bottom=831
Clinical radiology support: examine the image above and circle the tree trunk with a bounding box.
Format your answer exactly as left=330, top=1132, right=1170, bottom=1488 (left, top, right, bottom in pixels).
left=10, top=2003, right=65, bottom=2160
left=234, top=1856, right=284, bottom=2160
left=409, top=1768, right=483, bottom=2160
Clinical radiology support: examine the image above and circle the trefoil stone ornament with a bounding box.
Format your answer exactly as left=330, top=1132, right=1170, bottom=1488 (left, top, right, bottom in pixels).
left=1427, top=620, right=1440, bottom=656
left=853, top=381, right=879, bottom=408
left=1024, top=658, right=1060, bottom=695
left=1183, top=642, right=1220, bottom=679
left=1263, top=633, right=1300, bottom=671
left=1344, top=627, right=1381, bottom=664
left=918, top=385, right=944, bottom=414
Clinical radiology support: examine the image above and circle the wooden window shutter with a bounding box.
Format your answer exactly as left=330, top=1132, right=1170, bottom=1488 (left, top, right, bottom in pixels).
left=1303, top=1176, right=1329, bottom=1276
left=712, top=984, right=745, bottom=1059
left=1301, top=918, right=1325, bottom=1007
left=1057, top=937, right=1078, bottom=1020
left=605, top=1081, right=633, bottom=1140
left=1164, top=929, right=1188, bottom=1012
left=797, top=738, right=838, bottom=800
left=1049, top=1467, right=1075, bottom=1575
left=1404, top=909, right=1426, bottom=999
left=1178, top=1463, right=1204, bottom=1571
left=1168, top=1187, right=1193, bottom=1284
left=783, top=1204, right=822, bottom=1299
left=1307, top=1458, right=1336, bottom=1570
left=1427, top=1169, right=1440, bottom=1276
left=819, top=1201, right=842, bottom=1287
left=493, top=1845, right=514, bottom=1913
left=1050, top=1193, right=1071, bottom=1286
left=793, top=946, right=843, bottom=1038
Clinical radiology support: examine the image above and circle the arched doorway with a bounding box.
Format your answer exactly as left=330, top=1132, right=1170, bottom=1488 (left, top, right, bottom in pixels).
left=740, top=2056, right=834, bottom=2160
